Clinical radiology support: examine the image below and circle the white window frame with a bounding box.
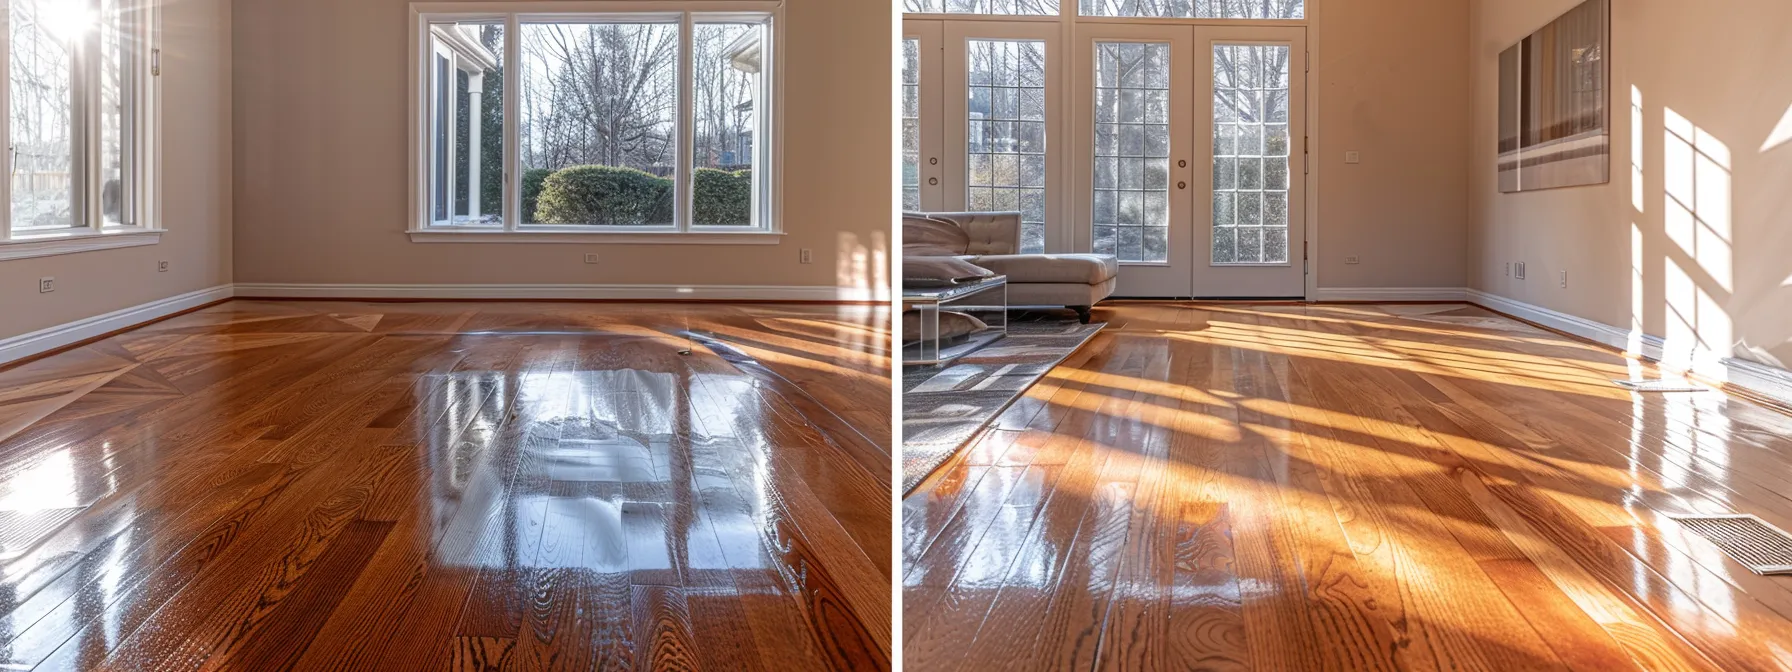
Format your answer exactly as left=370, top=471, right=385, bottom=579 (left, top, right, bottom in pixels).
left=407, top=1, right=785, bottom=245
left=0, top=0, right=162, bottom=262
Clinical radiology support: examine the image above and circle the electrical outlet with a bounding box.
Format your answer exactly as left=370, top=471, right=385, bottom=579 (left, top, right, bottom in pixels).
left=38, top=277, right=54, bottom=293
left=583, top=253, right=600, bottom=264
left=1344, top=256, right=1361, bottom=265
left=158, top=260, right=169, bottom=273
left=1344, top=151, right=1362, bottom=164
left=1505, top=262, right=1511, bottom=277
left=800, top=248, right=813, bottom=265
left=1516, top=262, right=1527, bottom=280
left=1560, top=270, right=1568, bottom=288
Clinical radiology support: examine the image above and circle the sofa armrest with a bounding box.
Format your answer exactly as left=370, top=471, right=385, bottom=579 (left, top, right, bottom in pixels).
left=922, top=212, right=1021, bottom=256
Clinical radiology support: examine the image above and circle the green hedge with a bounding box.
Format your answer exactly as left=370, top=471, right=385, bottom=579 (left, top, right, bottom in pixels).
left=520, top=168, right=554, bottom=223
left=535, top=165, right=672, bottom=226
left=529, top=165, right=753, bottom=226
left=693, top=168, right=752, bottom=226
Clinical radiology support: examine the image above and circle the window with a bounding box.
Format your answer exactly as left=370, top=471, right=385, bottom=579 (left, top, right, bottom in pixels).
left=416, top=8, right=777, bottom=239
left=1212, top=44, right=1291, bottom=264
left=901, top=38, right=920, bottom=212
left=2, top=0, right=158, bottom=255
left=904, top=0, right=1058, bottom=15
left=966, top=39, right=1046, bottom=254
left=1080, top=0, right=1303, bottom=19
left=1092, top=41, right=1169, bottom=263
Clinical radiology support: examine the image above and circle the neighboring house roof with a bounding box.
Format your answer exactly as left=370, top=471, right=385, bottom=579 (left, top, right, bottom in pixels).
left=431, top=24, right=499, bottom=72
left=722, top=28, right=762, bottom=74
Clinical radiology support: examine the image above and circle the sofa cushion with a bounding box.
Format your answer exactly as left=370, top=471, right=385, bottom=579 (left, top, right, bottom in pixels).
left=901, top=310, right=989, bottom=342
left=902, top=214, right=971, bottom=257
left=967, top=254, right=1119, bottom=285
left=903, top=255, right=996, bottom=288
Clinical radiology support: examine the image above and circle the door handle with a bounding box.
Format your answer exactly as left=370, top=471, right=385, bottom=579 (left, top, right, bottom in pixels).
left=1178, top=159, right=1187, bottom=169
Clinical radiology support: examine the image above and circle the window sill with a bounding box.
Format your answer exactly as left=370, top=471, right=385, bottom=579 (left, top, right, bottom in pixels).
left=407, top=228, right=786, bottom=245
left=0, top=228, right=163, bottom=261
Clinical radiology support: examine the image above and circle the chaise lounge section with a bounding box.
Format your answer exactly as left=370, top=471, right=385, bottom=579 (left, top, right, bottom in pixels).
left=903, top=211, right=1118, bottom=323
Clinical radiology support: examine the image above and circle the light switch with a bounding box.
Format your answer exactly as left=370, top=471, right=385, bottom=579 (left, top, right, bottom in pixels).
left=1344, top=151, right=1361, bottom=164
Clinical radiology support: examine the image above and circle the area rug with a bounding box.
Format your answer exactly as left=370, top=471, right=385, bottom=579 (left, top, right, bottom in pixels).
left=901, top=315, right=1106, bottom=493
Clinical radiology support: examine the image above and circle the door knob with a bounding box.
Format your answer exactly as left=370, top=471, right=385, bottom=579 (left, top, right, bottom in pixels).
left=929, top=177, right=939, bottom=186
left=930, top=157, right=939, bottom=165
left=1178, top=159, right=1187, bottom=168
left=1177, top=181, right=1187, bottom=190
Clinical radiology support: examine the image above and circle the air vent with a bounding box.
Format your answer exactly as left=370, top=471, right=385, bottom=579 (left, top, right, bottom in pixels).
left=1613, top=379, right=1709, bottom=393
left=1671, top=514, right=1792, bottom=575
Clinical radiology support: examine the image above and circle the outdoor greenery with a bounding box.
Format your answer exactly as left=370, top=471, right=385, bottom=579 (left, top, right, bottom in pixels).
left=693, top=168, right=752, bottom=226
left=528, top=165, right=752, bottom=226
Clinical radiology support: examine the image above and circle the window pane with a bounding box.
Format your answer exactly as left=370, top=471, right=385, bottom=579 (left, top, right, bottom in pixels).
left=100, top=0, right=128, bottom=226
left=1092, top=42, right=1169, bottom=263
left=692, top=20, right=764, bottom=227
left=428, top=22, right=505, bottom=227
left=1212, top=44, right=1291, bottom=264
left=967, top=39, right=1046, bottom=254
left=1081, top=0, right=1303, bottom=19
left=520, top=22, right=677, bottom=226
left=902, top=38, right=920, bottom=212
left=903, top=0, right=1058, bottom=15
left=9, top=0, right=77, bottom=231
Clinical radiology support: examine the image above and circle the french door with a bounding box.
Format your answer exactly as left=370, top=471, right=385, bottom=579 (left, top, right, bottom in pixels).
left=904, top=19, right=1063, bottom=255
left=1076, top=25, right=1307, bottom=298
left=905, top=19, right=1304, bottom=298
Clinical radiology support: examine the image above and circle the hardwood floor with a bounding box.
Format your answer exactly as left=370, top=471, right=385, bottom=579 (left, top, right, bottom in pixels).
left=903, top=302, right=1792, bottom=671
left=0, top=299, right=891, bottom=671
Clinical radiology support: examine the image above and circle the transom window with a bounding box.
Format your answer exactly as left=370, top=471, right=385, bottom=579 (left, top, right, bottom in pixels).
left=901, top=0, right=1303, bottom=18
left=3, top=0, right=157, bottom=247
left=415, top=8, right=776, bottom=237
left=1080, top=0, right=1303, bottom=19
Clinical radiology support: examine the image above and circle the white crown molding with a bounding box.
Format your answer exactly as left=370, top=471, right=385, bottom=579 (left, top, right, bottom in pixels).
left=1466, top=288, right=1792, bottom=411
left=1311, top=287, right=1469, bottom=302
left=0, top=284, right=233, bottom=366
left=0, top=230, right=163, bottom=261
left=232, top=283, right=885, bottom=302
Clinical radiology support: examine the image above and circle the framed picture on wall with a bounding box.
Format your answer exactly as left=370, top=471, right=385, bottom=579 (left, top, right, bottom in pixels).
left=1498, top=0, right=1610, bottom=193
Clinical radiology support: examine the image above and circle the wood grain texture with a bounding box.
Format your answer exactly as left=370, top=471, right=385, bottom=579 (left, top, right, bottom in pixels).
left=903, top=303, right=1792, bottom=671
left=0, top=299, right=890, bottom=671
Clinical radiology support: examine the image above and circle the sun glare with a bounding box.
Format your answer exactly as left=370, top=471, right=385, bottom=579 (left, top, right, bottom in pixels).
left=41, top=1, right=99, bottom=43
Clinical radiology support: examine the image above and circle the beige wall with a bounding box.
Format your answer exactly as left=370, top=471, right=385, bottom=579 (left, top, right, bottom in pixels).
left=1312, top=0, right=1471, bottom=290
left=230, top=0, right=891, bottom=296
left=1469, top=0, right=1792, bottom=371
left=0, top=0, right=234, bottom=341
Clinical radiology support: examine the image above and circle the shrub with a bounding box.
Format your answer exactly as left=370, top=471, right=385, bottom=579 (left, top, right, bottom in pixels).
left=692, top=168, right=753, bottom=226
left=520, top=168, right=554, bottom=223
left=534, top=165, right=672, bottom=226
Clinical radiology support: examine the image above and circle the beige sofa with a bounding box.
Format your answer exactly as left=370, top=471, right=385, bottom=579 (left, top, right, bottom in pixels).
left=904, top=211, right=1118, bottom=324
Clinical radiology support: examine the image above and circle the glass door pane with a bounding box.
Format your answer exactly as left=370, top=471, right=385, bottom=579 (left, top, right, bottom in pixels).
left=902, top=38, right=921, bottom=211
left=1211, top=43, right=1290, bottom=265
left=1092, top=41, right=1170, bottom=263
left=966, top=39, right=1047, bottom=253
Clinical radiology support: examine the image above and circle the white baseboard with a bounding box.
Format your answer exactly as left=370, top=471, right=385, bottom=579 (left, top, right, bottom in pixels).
left=232, top=283, right=885, bottom=303
left=0, top=284, right=234, bottom=366
left=1466, top=288, right=1792, bottom=410
left=1311, top=287, right=1469, bottom=302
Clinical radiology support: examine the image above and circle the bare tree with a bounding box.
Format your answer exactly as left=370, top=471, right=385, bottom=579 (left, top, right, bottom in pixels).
left=520, top=23, right=679, bottom=173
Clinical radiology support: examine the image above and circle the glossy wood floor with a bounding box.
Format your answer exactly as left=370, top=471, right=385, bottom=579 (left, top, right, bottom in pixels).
left=904, top=303, right=1792, bottom=671
left=0, top=300, right=891, bottom=671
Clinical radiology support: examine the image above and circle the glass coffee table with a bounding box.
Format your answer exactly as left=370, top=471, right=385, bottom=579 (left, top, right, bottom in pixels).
left=903, top=275, right=1008, bottom=366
